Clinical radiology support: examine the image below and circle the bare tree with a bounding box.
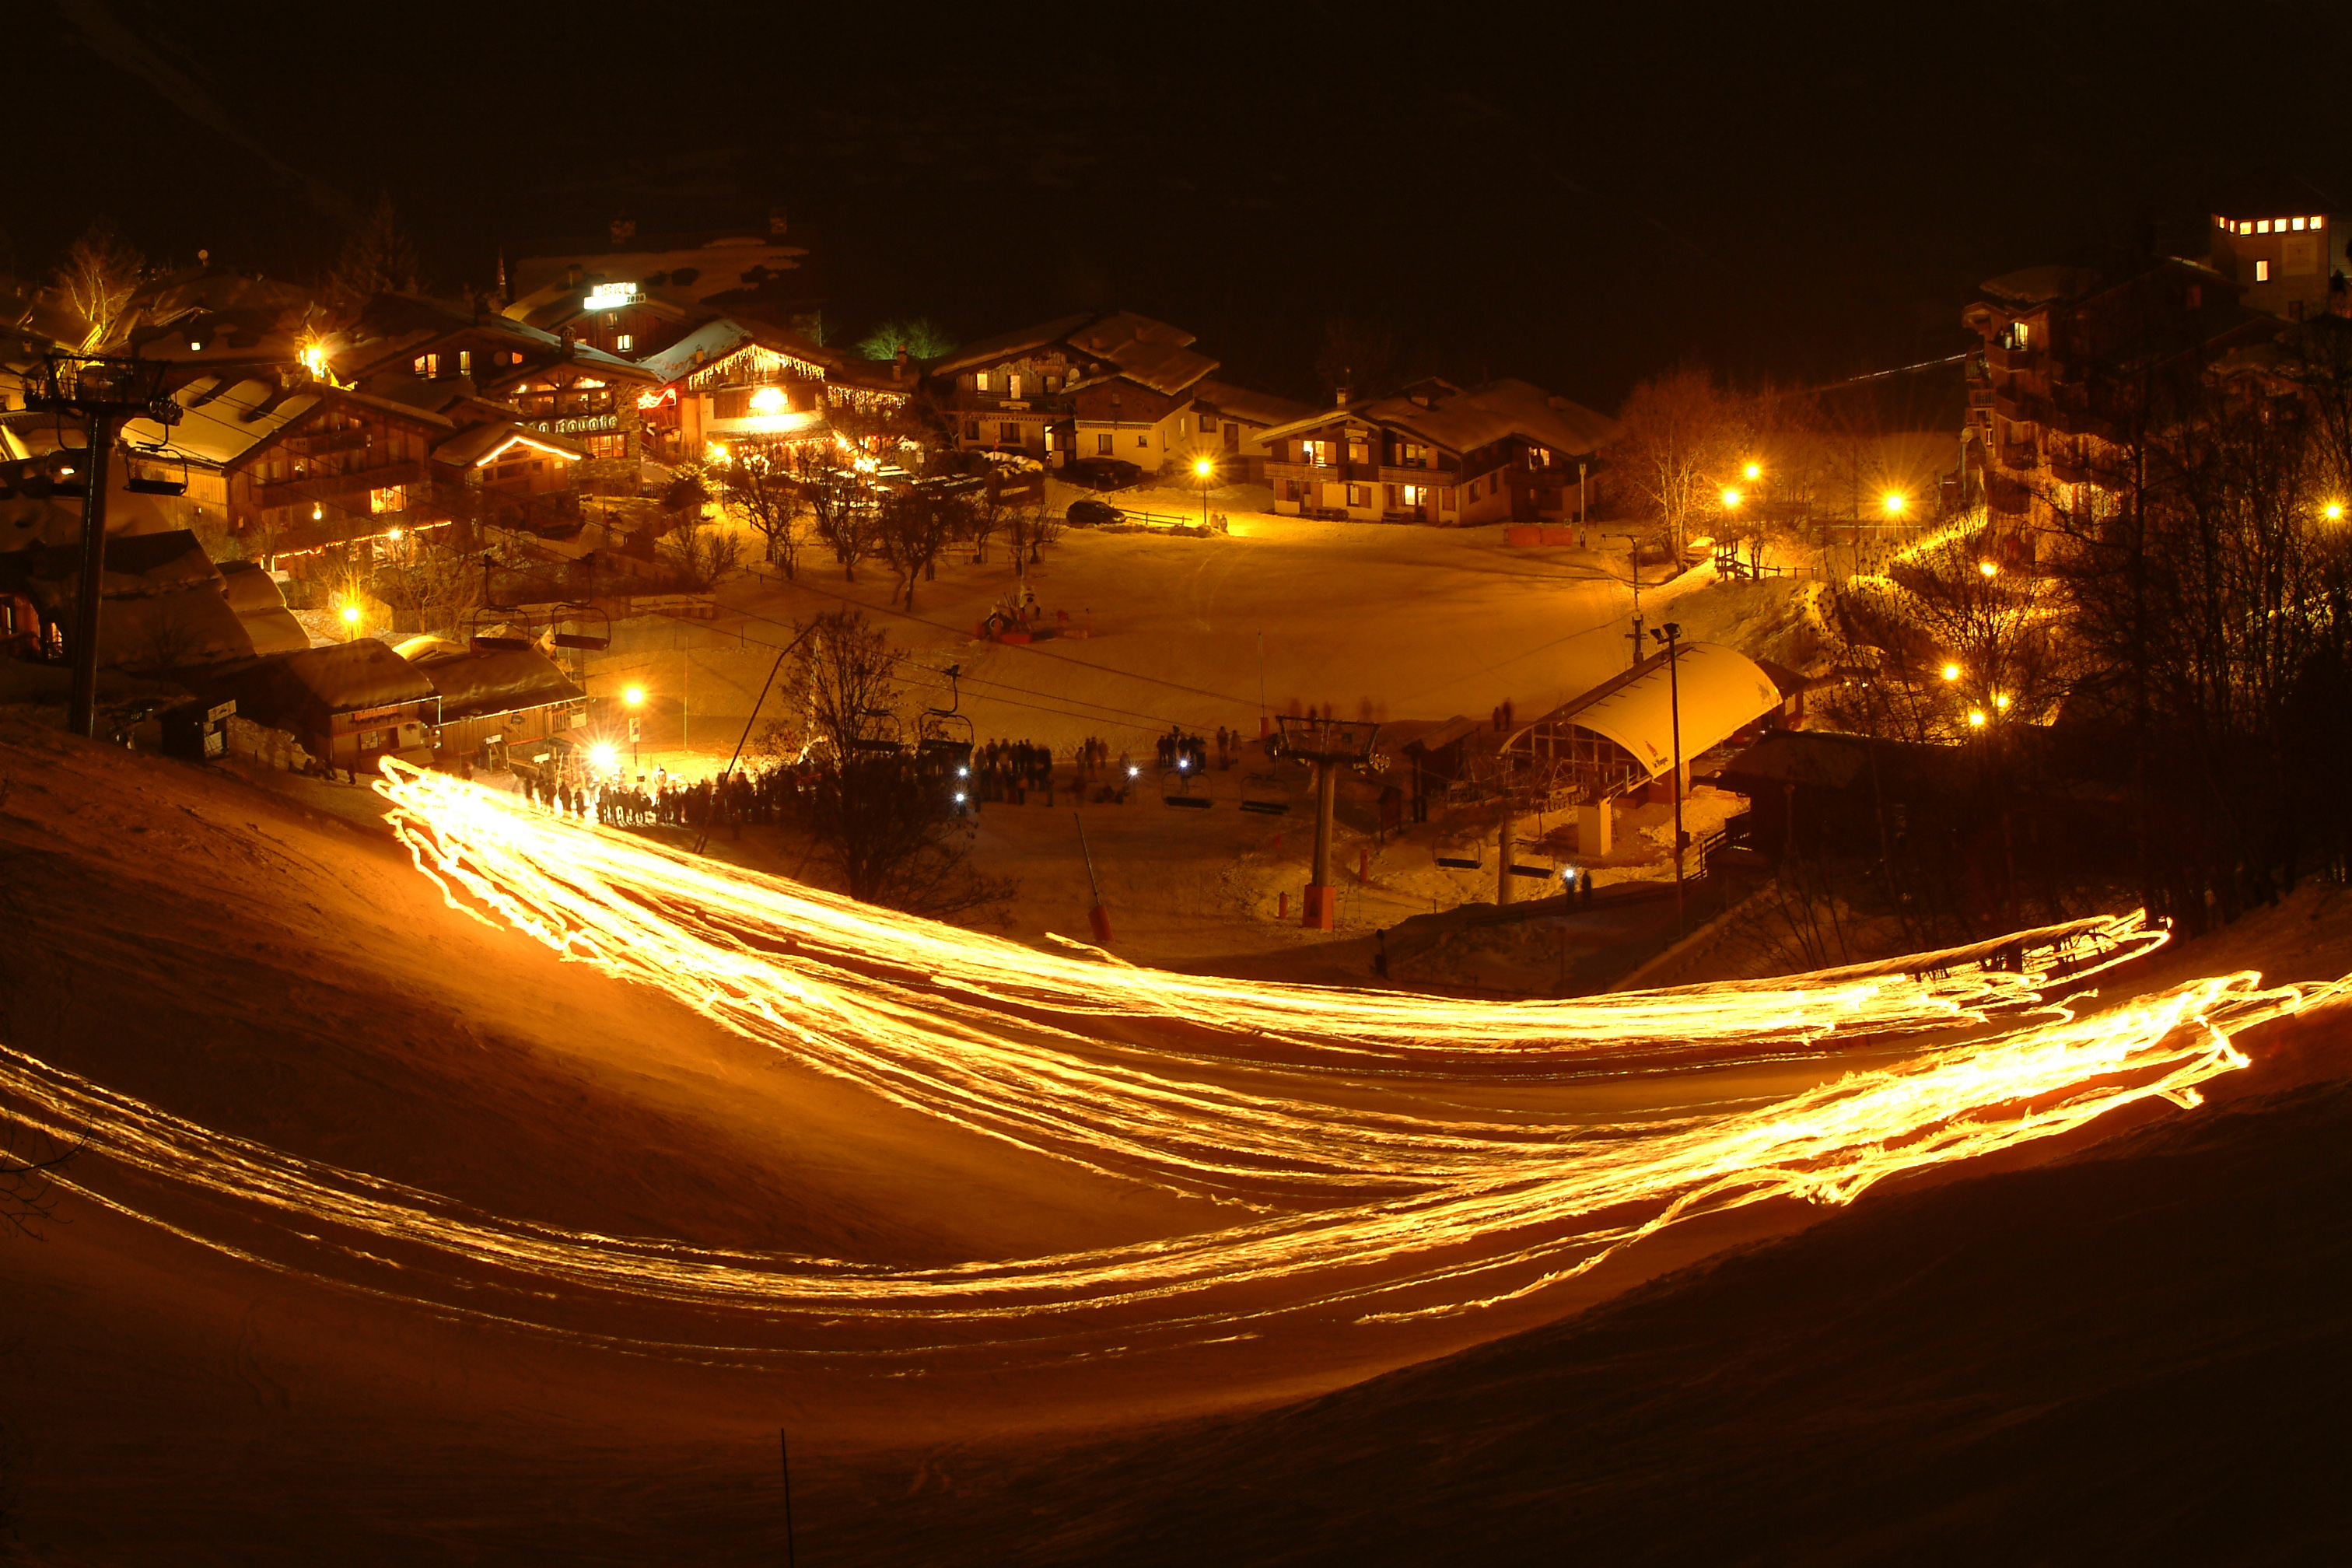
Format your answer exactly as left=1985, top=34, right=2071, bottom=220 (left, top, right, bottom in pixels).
left=790, top=443, right=882, bottom=582
left=660, top=512, right=745, bottom=592
left=787, top=609, right=1013, bottom=918
left=877, top=489, right=969, bottom=611
left=719, top=449, right=804, bottom=577
left=1615, top=366, right=1752, bottom=556
left=1002, top=491, right=1060, bottom=578
left=52, top=220, right=143, bottom=352
left=329, top=193, right=422, bottom=307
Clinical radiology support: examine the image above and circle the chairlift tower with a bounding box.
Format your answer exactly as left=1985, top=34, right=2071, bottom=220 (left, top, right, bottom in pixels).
left=1272, top=713, right=1381, bottom=931
left=21, top=355, right=180, bottom=738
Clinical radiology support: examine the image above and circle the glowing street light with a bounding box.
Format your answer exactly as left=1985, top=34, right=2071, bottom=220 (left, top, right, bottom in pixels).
left=1968, top=709, right=1988, bottom=728
left=1941, top=662, right=1962, bottom=682
left=1720, top=487, right=1742, bottom=509
left=1995, top=691, right=2012, bottom=710
left=590, top=742, right=618, bottom=771
left=622, top=684, right=646, bottom=766
left=1881, top=492, right=1907, bottom=517
left=1979, top=560, right=2000, bottom=579
left=339, top=603, right=361, bottom=639
left=1743, top=462, right=1762, bottom=481
left=2328, top=501, right=2345, bottom=521
left=1193, top=453, right=1216, bottom=528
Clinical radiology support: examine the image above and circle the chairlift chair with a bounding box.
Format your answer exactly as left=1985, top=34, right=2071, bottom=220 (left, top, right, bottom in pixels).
left=467, top=603, right=538, bottom=653
left=1238, top=770, right=1290, bottom=815
left=1162, top=764, right=1212, bottom=808
left=123, top=445, right=188, bottom=496
left=550, top=601, right=611, bottom=652
left=1434, top=829, right=1485, bottom=871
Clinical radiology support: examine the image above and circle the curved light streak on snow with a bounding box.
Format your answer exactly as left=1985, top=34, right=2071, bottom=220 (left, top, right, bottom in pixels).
left=0, top=762, right=2319, bottom=1366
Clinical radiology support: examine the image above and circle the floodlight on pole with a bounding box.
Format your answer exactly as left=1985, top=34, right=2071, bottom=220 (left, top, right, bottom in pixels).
left=1744, top=461, right=1762, bottom=481
left=1720, top=488, right=1741, bottom=509
left=2329, top=500, right=2346, bottom=521
left=1941, top=662, right=1962, bottom=682
left=1979, top=559, right=2000, bottom=578
left=1193, top=453, right=1215, bottom=528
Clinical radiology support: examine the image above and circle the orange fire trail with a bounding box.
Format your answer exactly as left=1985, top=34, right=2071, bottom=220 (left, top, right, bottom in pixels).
left=0, top=761, right=2319, bottom=1364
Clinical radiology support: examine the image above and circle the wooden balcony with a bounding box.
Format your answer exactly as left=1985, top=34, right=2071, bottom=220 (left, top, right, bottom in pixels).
left=2000, top=442, right=2039, bottom=471
left=1987, top=342, right=2042, bottom=375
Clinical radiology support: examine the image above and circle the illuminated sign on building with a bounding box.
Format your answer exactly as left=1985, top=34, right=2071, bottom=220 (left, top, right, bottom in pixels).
left=583, top=282, right=642, bottom=312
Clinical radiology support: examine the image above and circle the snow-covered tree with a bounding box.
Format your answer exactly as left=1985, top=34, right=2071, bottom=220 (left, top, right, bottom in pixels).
left=52, top=219, right=143, bottom=352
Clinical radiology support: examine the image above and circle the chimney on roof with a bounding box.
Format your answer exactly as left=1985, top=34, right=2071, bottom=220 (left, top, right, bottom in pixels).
left=610, top=214, right=637, bottom=245
left=1335, top=372, right=1351, bottom=407
left=768, top=206, right=789, bottom=238
left=565, top=263, right=583, bottom=289
left=558, top=324, right=576, bottom=359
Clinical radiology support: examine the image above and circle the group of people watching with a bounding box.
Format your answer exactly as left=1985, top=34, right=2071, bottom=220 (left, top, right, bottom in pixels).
left=970, top=738, right=1056, bottom=803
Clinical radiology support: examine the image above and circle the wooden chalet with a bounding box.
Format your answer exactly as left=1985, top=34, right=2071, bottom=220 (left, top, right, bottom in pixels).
left=1255, top=378, right=1619, bottom=526
left=633, top=319, right=910, bottom=464
left=928, top=311, right=1223, bottom=475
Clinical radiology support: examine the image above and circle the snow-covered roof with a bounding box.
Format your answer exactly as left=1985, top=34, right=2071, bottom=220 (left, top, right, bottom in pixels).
left=432, top=422, right=589, bottom=468
left=1193, top=378, right=1315, bottom=429
left=1256, top=378, right=1619, bottom=458
left=1521, top=642, right=1783, bottom=782
left=119, top=376, right=319, bottom=466
left=414, top=646, right=583, bottom=722
left=638, top=319, right=758, bottom=384
left=334, top=292, right=649, bottom=386
left=238, top=639, right=436, bottom=716
left=930, top=313, right=1097, bottom=376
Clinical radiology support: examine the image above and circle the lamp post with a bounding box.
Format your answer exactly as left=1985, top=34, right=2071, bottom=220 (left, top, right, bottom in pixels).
left=21, top=354, right=180, bottom=738
left=1649, top=621, right=1685, bottom=934
left=623, top=682, right=646, bottom=768
left=1193, top=453, right=1215, bottom=529
left=1616, top=532, right=1646, bottom=666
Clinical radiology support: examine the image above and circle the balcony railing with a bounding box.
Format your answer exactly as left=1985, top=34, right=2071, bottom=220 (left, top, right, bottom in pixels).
left=2000, top=442, right=2039, bottom=471
left=1988, top=343, right=2042, bottom=375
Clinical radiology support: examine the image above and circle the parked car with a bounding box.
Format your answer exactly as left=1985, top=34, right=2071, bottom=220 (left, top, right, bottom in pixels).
left=1066, top=498, right=1125, bottom=527
left=1063, top=456, right=1143, bottom=490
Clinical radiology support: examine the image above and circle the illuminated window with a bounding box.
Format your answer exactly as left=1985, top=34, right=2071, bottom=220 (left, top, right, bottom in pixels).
left=458, top=349, right=471, bottom=374
left=2257, top=259, right=2272, bottom=282
left=2315, top=215, right=2328, bottom=229
left=975, top=372, right=992, bottom=393
left=1008, top=374, right=1023, bottom=399
left=616, top=334, right=633, bottom=352
left=1345, top=483, right=1371, bottom=508
left=1402, top=485, right=1428, bottom=507
left=1346, top=438, right=1369, bottom=464
left=411, top=355, right=426, bottom=375
left=2294, top=217, right=2308, bottom=231
left=2277, top=217, right=2290, bottom=229
left=2257, top=220, right=2270, bottom=233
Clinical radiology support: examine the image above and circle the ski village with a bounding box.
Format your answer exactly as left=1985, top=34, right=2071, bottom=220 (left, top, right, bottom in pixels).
left=2, top=137, right=2350, bottom=1562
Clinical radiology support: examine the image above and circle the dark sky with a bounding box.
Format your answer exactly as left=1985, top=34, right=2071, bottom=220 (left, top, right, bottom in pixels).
left=16, top=0, right=2352, bottom=411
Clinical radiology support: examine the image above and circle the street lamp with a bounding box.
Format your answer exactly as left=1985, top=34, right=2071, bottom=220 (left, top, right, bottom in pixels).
left=1720, top=487, right=1742, bottom=509
left=1192, top=453, right=1216, bottom=529
left=1882, top=491, right=1906, bottom=517
left=1941, top=661, right=1962, bottom=682
left=1647, top=621, right=1686, bottom=935
left=340, top=603, right=362, bottom=640
left=1979, top=559, right=2000, bottom=579
left=623, top=683, right=646, bottom=767
left=1743, top=461, right=1762, bottom=481
left=2327, top=500, right=2344, bottom=521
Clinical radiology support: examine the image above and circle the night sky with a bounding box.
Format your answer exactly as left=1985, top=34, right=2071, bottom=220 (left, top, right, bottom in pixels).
left=16, top=0, right=2352, bottom=410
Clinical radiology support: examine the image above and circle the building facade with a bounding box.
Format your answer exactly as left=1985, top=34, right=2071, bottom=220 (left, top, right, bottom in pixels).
left=1255, top=379, right=1619, bottom=525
